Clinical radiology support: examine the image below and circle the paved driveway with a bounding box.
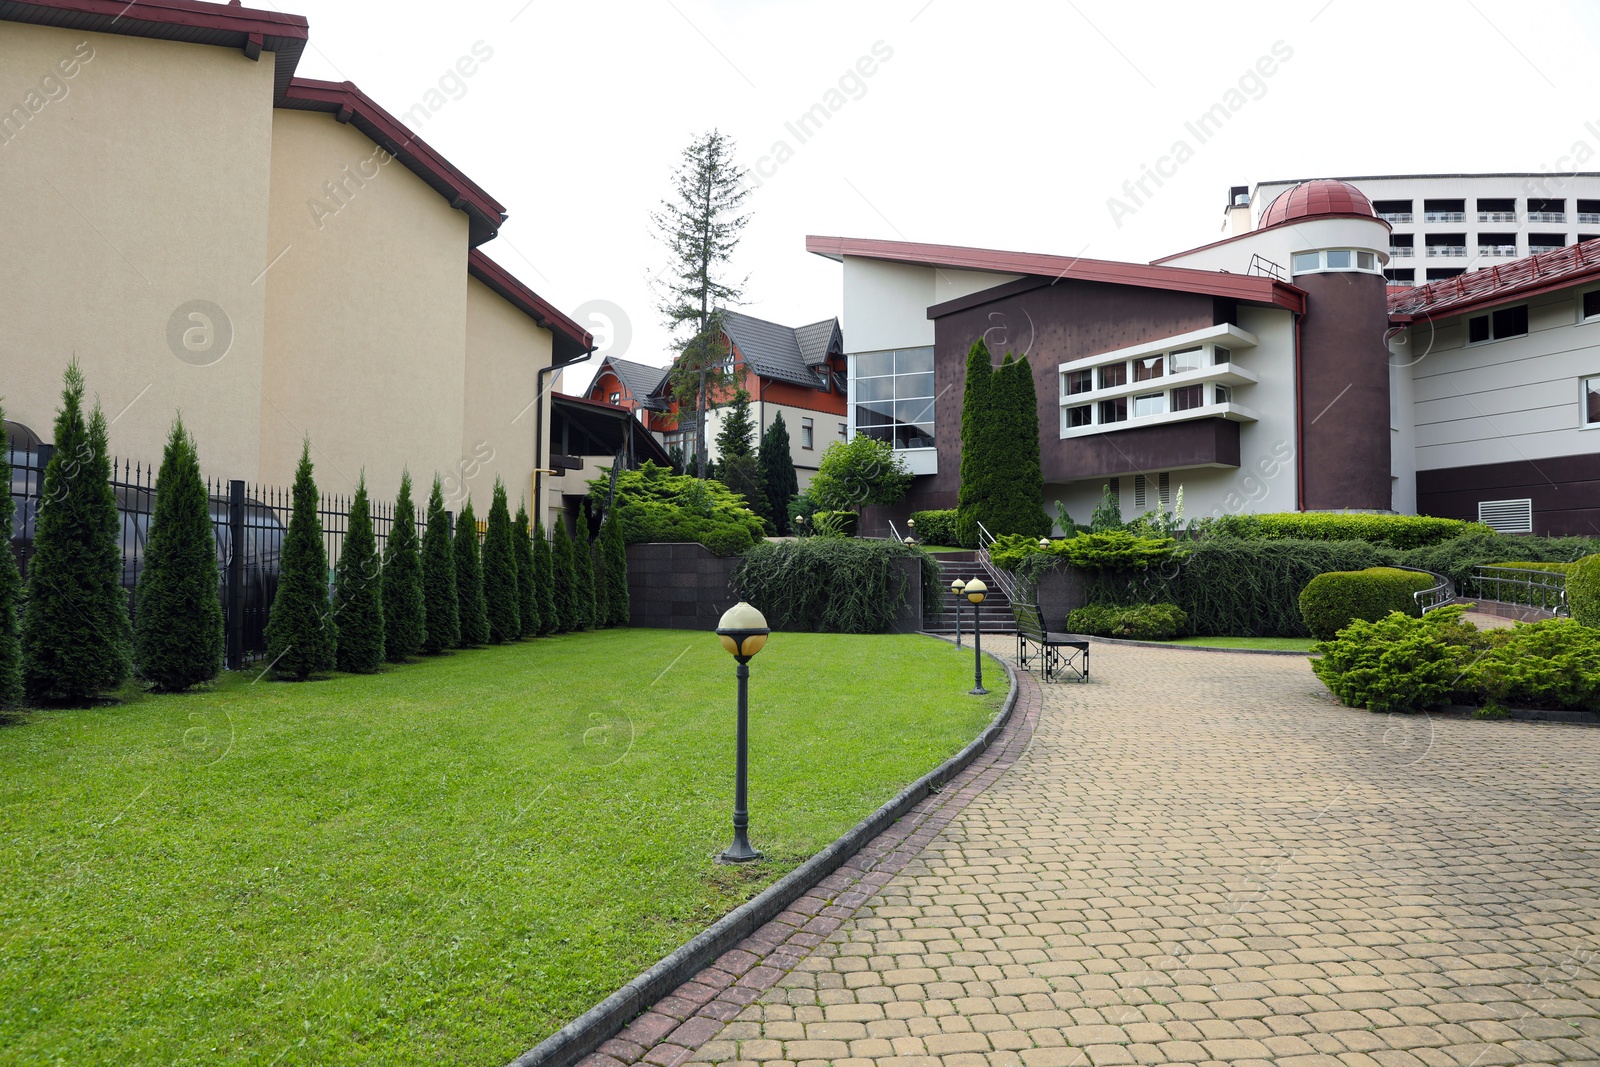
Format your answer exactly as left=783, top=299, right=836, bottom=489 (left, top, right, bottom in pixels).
left=623, top=645, right=1600, bottom=1067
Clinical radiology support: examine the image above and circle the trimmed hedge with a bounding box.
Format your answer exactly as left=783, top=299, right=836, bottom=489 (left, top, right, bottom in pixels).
left=1067, top=603, right=1187, bottom=640
left=587, top=461, right=763, bottom=557
left=1401, top=530, right=1600, bottom=591
left=1482, top=560, right=1579, bottom=574
left=1083, top=537, right=1398, bottom=638
left=734, top=539, right=938, bottom=633
left=910, top=509, right=958, bottom=547
left=1571, top=554, right=1600, bottom=627
left=1298, top=567, right=1436, bottom=641
left=1210, top=512, right=1486, bottom=549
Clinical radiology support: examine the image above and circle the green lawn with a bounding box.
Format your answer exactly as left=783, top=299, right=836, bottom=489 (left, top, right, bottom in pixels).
left=0, top=630, right=1002, bottom=1065
left=1163, top=635, right=1318, bottom=652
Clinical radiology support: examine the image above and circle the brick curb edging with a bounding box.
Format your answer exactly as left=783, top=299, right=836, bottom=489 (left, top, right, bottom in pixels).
left=1085, top=634, right=1315, bottom=657
left=505, top=649, right=1035, bottom=1067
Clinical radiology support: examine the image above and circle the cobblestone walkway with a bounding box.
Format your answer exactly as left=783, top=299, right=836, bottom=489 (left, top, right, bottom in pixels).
left=599, top=644, right=1600, bottom=1067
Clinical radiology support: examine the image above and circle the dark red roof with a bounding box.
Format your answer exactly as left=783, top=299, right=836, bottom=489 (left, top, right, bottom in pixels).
left=282, top=78, right=505, bottom=247
left=467, top=249, right=594, bottom=364
left=1259, top=179, right=1375, bottom=227
left=807, top=236, right=1305, bottom=313
left=1388, top=239, right=1600, bottom=322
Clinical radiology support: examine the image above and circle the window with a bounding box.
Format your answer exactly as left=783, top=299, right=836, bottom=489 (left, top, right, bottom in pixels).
left=1580, top=199, right=1600, bottom=224
left=1134, top=474, right=1147, bottom=509
left=1585, top=377, right=1600, bottom=425
left=1478, top=233, right=1517, bottom=257
left=1357, top=251, right=1375, bottom=270
left=1424, top=198, right=1466, bottom=222
left=1168, top=347, right=1204, bottom=374
left=1385, top=268, right=1416, bottom=286
left=1478, top=197, right=1516, bottom=222
left=1213, top=384, right=1232, bottom=405
left=1373, top=199, right=1412, bottom=222
left=1133, top=355, right=1165, bottom=382
left=1325, top=249, right=1351, bottom=269
left=1467, top=304, right=1529, bottom=344
left=1426, top=233, right=1467, bottom=257
left=1065, top=368, right=1093, bottom=395
left=1527, top=198, right=1566, bottom=223
left=1427, top=268, right=1465, bottom=281
left=1098, top=397, right=1127, bottom=424
left=851, top=346, right=935, bottom=450
left=1066, top=404, right=1092, bottom=428
left=1389, top=234, right=1414, bottom=257
left=1583, top=290, right=1600, bottom=322
left=1212, top=345, right=1232, bottom=365
left=1158, top=472, right=1171, bottom=508
left=801, top=417, right=814, bottom=449
left=1292, top=252, right=1319, bottom=274
left=1529, top=233, right=1566, bottom=249
left=1098, top=362, right=1127, bottom=389
left=1133, top=392, right=1166, bottom=418
left=1292, top=249, right=1384, bottom=274
left=1171, top=384, right=1205, bottom=411
left=1108, top=477, right=1120, bottom=508
left=838, top=422, right=848, bottom=438
left=608, top=391, right=621, bottom=404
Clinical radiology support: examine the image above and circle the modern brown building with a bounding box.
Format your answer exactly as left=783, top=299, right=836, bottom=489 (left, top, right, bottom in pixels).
left=812, top=178, right=1600, bottom=537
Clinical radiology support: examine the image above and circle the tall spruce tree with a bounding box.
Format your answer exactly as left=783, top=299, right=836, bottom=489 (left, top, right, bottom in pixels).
left=532, top=521, right=557, bottom=636
left=453, top=498, right=489, bottom=646
left=481, top=478, right=521, bottom=643
left=955, top=339, right=997, bottom=549
left=264, top=441, right=336, bottom=681
left=758, top=412, right=798, bottom=535
left=382, top=470, right=426, bottom=662
left=22, top=363, right=133, bottom=702
left=599, top=503, right=630, bottom=626
left=653, top=129, right=751, bottom=477
left=549, top=518, right=579, bottom=633
left=571, top=515, right=597, bottom=630
left=0, top=408, right=27, bottom=707
left=513, top=501, right=539, bottom=638
left=133, top=416, right=223, bottom=691
left=419, top=476, right=458, bottom=653
left=333, top=473, right=384, bottom=673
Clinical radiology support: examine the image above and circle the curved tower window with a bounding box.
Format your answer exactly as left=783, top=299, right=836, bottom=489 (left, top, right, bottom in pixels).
left=1291, top=249, right=1384, bottom=276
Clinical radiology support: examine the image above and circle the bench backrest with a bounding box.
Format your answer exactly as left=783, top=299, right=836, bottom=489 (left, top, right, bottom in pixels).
left=1012, top=597, right=1046, bottom=640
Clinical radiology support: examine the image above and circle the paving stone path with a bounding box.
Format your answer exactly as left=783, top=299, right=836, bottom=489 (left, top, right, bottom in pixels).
left=592, top=643, right=1600, bottom=1067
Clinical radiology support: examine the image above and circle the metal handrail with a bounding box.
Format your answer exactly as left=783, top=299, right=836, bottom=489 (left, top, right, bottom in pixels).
left=1471, top=565, right=1569, bottom=616
left=974, top=519, right=1020, bottom=602
left=1397, top=566, right=1454, bottom=613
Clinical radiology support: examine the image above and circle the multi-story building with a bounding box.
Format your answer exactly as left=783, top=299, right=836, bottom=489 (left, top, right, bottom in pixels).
left=571, top=311, right=847, bottom=488
left=1, top=0, right=591, bottom=532
left=1236, top=174, right=1600, bottom=289
left=812, top=178, right=1600, bottom=537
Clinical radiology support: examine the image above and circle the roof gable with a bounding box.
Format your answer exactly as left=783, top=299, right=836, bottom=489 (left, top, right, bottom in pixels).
left=721, top=310, right=839, bottom=389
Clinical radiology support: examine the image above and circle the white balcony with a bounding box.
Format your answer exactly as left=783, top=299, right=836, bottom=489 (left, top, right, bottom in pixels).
left=1426, top=246, right=1467, bottom=257
left=1388, top=246, right=1414, bottom=258
left=1478, top=212, right=1517, bottom=223
left=1424, top=211, right=1467, bottom=223
left=1580, top=213, right=1600, bottom=225
left=1379, top=212, right=1413, bottom=223
left=1528, top=212, right=1567, bottom=223
left=1477, top=245, right=1518, bottom=257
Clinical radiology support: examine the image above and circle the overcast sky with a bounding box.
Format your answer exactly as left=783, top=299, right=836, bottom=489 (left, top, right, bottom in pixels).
left=283, top=0, right=1600, bottom=395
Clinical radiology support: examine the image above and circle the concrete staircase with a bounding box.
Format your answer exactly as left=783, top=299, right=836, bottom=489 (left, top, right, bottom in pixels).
left=925, top=553, right=1015, bottom=634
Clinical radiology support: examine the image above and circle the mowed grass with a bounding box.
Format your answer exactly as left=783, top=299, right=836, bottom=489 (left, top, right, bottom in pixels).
left=1163, top=635, right=1318, bottom=652
left=0, top=630, right=1002, bottom=1066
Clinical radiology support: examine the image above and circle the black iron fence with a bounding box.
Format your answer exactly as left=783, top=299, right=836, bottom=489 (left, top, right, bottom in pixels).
left=7, top=444, right=429, bottom=668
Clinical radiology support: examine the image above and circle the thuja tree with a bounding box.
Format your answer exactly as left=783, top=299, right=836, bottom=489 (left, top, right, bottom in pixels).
left=333, top=473, right=384, bottom=673
left=531, top=521, right=557, bottom=635
left=513, top=501, right=539, bottom=637
left=453, top=498, right=489, bottom=646
left=133, top=417, right=223, bottom=691
left=481, top=478, right=521, bottom=643
left=382, top=470, right=426, bottom=662
left=599, top=503, right=630, bottom=626
left=0, top=408, right=27, bottom=707
left=990, top=355, right=1051, bottom=538
left=571, top=507, right=598, bottom=630
left=22, top=363, right=133, bottom=702
left=419, top=476, right=458, bottom=653
left=549, top=518, right=579, bottom=633
left=955, top=339, right=996, bottom=549
left=264, top=441, right=336, bottom=681
left=759, top=412, right=798, bottom=535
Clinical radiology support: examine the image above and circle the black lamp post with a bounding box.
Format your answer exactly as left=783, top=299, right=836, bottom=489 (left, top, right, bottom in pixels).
left=965, top=578, right=988, bottom=695
left=715, top=601, right=770, bottom=864
left=950, top=577, right=966, bottom=649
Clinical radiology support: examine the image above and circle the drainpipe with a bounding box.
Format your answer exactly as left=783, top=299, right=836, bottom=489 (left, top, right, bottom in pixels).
left=534, top=349, right=592, bottom=528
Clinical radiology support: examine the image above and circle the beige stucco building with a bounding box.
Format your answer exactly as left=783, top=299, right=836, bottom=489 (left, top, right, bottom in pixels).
left=0, top=0, right=591, bottom=526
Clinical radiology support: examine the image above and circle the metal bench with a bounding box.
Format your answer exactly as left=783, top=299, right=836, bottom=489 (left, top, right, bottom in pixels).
left=1013, top=597, right=1090, bottom=683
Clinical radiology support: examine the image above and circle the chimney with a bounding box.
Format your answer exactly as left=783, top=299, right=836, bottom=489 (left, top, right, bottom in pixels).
left=1223, top=185, right=1252, bottom=234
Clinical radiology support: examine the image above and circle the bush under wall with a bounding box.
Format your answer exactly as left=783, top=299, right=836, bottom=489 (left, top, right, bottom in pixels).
left=1067, top=603, right=1187, bottom=640
left=910, top=509, right=958, bottom=547
left=1570, top=554, right=1600, bottom=627
left=588, top=461, right=764, bottom=557
left=1209, top=512, right=1485, bottom=549
left=734, top=539, right=937, bottom=633
left=1298, top=567, right=1436, bottom=641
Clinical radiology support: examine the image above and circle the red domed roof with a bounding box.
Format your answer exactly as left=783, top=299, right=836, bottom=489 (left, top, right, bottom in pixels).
left=1259, top=179, right=1375, bottom=227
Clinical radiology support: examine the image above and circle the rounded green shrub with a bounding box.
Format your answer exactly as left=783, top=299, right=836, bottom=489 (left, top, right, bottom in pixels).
left=1569, top=553, right=1600, bottom=627
left=1298, top=567, right=1437, bottom=641
left=909, top=509, right=958, bottom=547
left=1310, top=605, right=1482, bottom=714
left=1067, top=603, right=1187, bottom=640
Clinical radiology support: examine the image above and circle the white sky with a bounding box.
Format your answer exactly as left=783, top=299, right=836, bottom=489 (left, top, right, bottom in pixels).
left=283, top=0, right=1600, bottom=396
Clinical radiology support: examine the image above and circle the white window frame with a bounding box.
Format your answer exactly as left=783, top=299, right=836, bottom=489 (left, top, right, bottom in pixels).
left=1579, top=288, right=1600, bottom=325
left=800, top=417, right=814, bottom=450
left=1582, top=375, right=1600, bottom=429
left=1290, top=248, right=1387, bottom=277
